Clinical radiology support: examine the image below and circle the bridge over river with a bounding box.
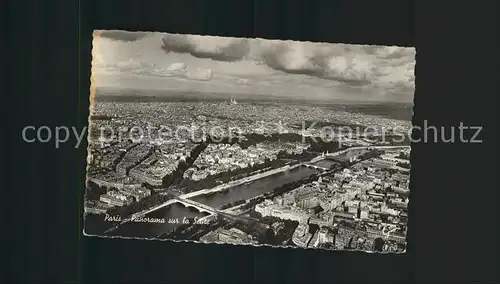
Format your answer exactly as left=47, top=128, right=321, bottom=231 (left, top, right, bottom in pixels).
left=324, top=145, right=410, bottom=158
left=122, top=197, right=219, bottom=226
left=121, top=145, right=410, bottom=226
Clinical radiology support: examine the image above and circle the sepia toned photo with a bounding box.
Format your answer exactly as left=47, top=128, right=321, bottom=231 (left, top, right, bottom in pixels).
left=84, top=30, right=415, bottom=253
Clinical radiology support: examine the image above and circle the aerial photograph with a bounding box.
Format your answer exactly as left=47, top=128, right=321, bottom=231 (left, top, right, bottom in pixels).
left=84, top=30, right=415, bottom=253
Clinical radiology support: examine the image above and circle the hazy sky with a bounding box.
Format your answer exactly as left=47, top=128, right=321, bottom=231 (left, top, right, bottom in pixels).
left=92, top=30, right=415, bottom=103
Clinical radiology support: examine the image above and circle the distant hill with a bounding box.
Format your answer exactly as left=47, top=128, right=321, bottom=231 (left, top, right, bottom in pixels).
left=93, top=87, right=413, bottom=121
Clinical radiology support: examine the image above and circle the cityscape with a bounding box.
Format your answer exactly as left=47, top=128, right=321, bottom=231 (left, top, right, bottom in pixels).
left=85, top=31, right=415, bottom=253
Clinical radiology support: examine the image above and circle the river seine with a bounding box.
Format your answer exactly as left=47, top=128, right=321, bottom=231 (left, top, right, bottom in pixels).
left=86, top=165, right=319, bottom=238
left=191, top=166, right=319, bottom=208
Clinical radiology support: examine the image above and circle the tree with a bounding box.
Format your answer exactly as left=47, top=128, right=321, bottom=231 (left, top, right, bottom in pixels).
left=373, top=238, right=385, bottom=252
left=263, top=228, right=275, bottom=244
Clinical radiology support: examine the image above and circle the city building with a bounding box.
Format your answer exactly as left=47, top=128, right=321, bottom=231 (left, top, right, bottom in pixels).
left=292, top=224, right=312, bottom=247
left=199, top=228, right=257, bottom=245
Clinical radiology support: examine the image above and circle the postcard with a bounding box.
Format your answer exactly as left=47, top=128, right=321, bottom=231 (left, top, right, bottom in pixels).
left=84, top=30, right=414, bottom=253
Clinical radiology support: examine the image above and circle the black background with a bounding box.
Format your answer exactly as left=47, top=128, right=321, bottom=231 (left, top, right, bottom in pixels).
left=5, top=0, right=499, bottom=283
